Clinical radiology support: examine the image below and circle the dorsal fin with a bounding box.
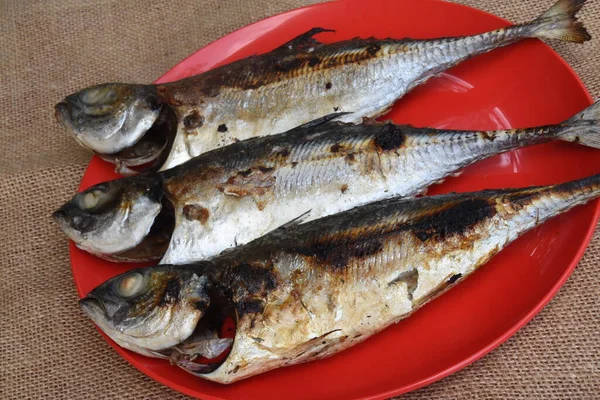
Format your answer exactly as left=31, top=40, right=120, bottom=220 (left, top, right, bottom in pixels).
left=217, top=211, right=312, bottom=261
left=270, top=210, right=312, bottom=234
left=275, top=27, right=335, bottom=53
left=286, top=112, right=350, bottom=132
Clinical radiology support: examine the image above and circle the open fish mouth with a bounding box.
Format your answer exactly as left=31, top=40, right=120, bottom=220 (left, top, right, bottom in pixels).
left=54, top=101, right=73, bottom=129
left=157, top=296, right=237, bottom=376
left=101, top=105, right=178, bottom=176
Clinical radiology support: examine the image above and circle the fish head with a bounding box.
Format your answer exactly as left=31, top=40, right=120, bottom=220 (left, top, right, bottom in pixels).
left=79, top=265, right=211, bottom=355
left=52, top=175, right=166, bottom=259
left=55, top=83, right=163, bottom=156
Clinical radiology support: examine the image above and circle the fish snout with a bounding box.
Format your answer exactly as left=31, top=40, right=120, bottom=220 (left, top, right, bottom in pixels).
left=54, top=100, right=75, bottom=129
left=79, top=295, right=107, bottom=319
left=52, top=201, right=96, bottom=235
left=52, top=207, right=73, bottom=226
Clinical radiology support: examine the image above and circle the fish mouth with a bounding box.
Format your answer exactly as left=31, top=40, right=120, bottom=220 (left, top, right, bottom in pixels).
left=162, top=291, right=237, bottom=376
left=52, top=208, right=71, bottom=226
left=103, top=104, right=178, bottom=176
left=79, top=295, right=107, bottom=319
left=51, top=206, right=82, bottom=243
left=54, top=101, right=74, bottom=130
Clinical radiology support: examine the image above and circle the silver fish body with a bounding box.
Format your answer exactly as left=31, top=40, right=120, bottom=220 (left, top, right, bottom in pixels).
left=55, top=0, right=590, bottom=175
left=80, top=173, right=600, bottom=383
left=160, top=101, right=600, bottom=264
left=54, top=101, right=600, bottom=263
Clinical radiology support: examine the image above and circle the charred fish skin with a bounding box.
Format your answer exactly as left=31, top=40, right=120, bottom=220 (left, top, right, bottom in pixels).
left=80, top=173, right=600, bottom=383
left=159, top=101, right=600, bottom=264
left=205, top=173, right=600, bottom=382
left=56, top=0, right=590, bottom=174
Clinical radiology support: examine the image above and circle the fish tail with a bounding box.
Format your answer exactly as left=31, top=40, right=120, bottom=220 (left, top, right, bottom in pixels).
left=558, top=101, right=600, bottom=148
left=551, top=173, right=600, bottom=200
left=501, top=173, right=600, bottom=225
left=527, top=0, right=590, bottom=43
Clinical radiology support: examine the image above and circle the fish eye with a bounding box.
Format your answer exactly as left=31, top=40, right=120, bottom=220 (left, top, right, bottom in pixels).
left=76, top=182, right=122, bottom=211
left=82, top=86, right=118, bottom=105
left=80, top=191, right=100, bottom=209
left=115, top=272, right=145, bottom=297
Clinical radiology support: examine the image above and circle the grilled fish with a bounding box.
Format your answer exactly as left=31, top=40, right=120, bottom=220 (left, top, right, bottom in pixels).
left=79, top=172, right=600, bottom=383
left=54, top=0, right=590, bottom=175
left=53, top=101, right=600, bottom=263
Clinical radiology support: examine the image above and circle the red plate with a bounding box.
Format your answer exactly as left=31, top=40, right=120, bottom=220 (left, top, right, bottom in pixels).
left=70, top=0, right=600, bottom=398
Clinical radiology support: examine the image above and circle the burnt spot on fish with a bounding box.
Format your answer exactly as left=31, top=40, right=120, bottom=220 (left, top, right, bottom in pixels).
left=366, top=43, right=381, bottom=57
left=410, top=199, right=495, bottom=242
left=480, top=131, right=497, bottom=141
left=217, top=166, right=276, bottom=209
left=221, top=261, right=279, bottom=317
left=158, top=277, right=180, bottom=307
left=448, top=273, right=462, bottom=284
left=330, top=143, right=342, bottom=153
left=291, top=161, right=299, bottom=168
left=183, top=111, right=204, bottom=130
left=217, top=124, right=228, bottom=133
left=308, top=57, right=320, bottom=67
left=258, top=166, right=274, bottom=174
left=333, top=107, right=340, bottom=112
left=238, top=168, right=253, bottom=177
left=325, top=82, right=332, bottom=90
left=233, top=262, right=277, bottom=294
left=194, top=299, right=209, bottom=311
left=236, top=299, right=265, bottom=316
left=275, top=54, right=321, bottom=71
left=373, top=124, right=405, bottom=151
left=345, top=153, right=356, bottom=164
left=182, top=204, right=210, bottom=224
left=301, top=237, right=383, bottom=269
left=271, top=146, right=291, bottom=159
left=275, top=57, right=304, bottom=72
left=340, top=184, right=348, bottom=193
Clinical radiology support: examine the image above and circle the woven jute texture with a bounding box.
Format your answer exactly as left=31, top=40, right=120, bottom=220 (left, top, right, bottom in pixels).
left=1, top=0, right=599, bottom=398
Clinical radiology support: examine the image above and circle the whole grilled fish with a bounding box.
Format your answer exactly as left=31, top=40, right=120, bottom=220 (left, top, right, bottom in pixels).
left=53, top=101, right=600, bottom=263
left=54, top=0, right=590, bottom=175
left=79, top=172, right=600, bottom=383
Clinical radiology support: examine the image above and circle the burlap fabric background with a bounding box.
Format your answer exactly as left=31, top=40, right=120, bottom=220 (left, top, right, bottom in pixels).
left=1, top=0, right=599, bottom=398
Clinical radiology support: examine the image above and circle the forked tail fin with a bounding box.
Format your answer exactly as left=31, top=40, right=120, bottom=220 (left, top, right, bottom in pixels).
left=528, top=0, right=590, bottom=43
left=559, top=101, right=600, bottom=148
